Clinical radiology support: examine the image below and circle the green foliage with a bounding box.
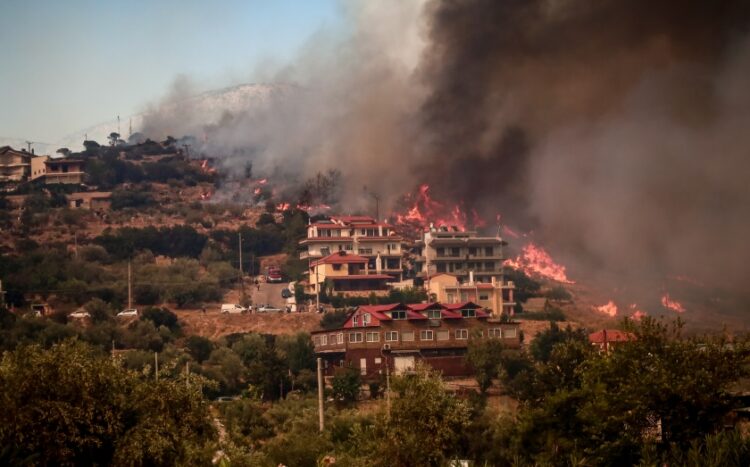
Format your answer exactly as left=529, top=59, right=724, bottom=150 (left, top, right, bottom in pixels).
left=505, top=267, right=542, bottom=302
left=110, top=188, right=155, bottom=210
left=96, top=225, right=207, bottom=259
left=320, top=309, right=351, bottom=330
left=0, top=341, right=215, bottom=465
left=332, top=366, right=361, bottom=404
left=519, top=306, right=567, bottom=321
left=185, top=335, right=214, bottom=363
left=546, top=285, right=573, bottom=301
left=276, top=332, right=316, bottom=375
left=528, top=321, right=588, bottom=363
left=84, top=298, right=114, bottom=323
left=140, top=306, right=180, bottom=331
left=467, top=337, right=506, bottom=394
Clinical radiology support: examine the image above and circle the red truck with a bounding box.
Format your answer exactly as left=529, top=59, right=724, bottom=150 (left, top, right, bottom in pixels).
left=266, top=267, right=283, bottom=283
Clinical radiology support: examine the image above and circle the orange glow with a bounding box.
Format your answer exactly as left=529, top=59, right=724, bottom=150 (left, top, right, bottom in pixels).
left=661, top=293, right=685, bottom=313
left=504, top=243, right=574, bottom=283
left=393, top=184, right=474, bottom=231
left=629, top=304, right=646, bottom=320
left=595, top=300, right=618, bottom=317
left=253, top=187, right=262, bottom=195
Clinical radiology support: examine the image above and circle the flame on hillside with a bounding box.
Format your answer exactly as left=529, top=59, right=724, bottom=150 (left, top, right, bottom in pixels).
left=595, top=300, right=618, bottom=317
left=505, top=243, right=574, bottom=283
left=629, top=304, right=646, bottom=320
left=661, top=293, right=686, bottom=313
left=392, top=184, right=483, bottom=232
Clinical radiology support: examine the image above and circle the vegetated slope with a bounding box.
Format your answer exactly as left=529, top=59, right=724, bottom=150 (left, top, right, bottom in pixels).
left=176, top=310, right=321, bottom=339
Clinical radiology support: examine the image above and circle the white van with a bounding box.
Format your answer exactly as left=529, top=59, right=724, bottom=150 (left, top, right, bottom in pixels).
left=221, top=304, right=246, bottom=314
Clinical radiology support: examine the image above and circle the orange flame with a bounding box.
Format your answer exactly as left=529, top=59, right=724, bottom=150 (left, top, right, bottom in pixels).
left=504, top=243, right=574, bottom=283
left=629, top=304, right=646, bottom=320
left=661, top=293, right=685, bottom=313
left=595, top=300, right=618, bottom=317
left=253, top=187, right=262, bottom=195
left=393, top=184, right=474, bottom=231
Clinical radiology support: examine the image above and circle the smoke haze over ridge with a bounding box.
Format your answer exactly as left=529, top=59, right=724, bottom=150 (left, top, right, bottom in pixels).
left=141, top=0, right=750, bottom=301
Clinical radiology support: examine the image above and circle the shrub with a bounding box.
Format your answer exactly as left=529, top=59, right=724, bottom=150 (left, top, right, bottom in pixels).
left=331, top=367, right=361, bottom=404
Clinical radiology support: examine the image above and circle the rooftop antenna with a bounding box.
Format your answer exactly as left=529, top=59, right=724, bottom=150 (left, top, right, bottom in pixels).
left=24, top=141, right=34, bottom=152
left=117, top=115, right=121, bottom=136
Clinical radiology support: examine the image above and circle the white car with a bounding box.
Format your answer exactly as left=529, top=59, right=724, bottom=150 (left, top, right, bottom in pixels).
left=221, top=304, right=246, bottom=314
left=256, top=304, right=282, bottom=313
left=69, top=310, right=90, bottom=319
left=117, top=308, right=138, bottom=317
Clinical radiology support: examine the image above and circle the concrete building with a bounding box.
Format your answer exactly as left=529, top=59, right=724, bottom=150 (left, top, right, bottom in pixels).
left=299, top=216, right=405, bottom=280
left=66, top=192, right=112, bottom=211
left=312, top=302, right=520, bottom=379
left=307, top=251, right=392, bottom=296
left=426, top=272, right=515, bottom=317
left=31, top=156, right=85, bottom=185
left=413, top=226, right=509, bottom=284
left=0, top=146, right=32, bottom=182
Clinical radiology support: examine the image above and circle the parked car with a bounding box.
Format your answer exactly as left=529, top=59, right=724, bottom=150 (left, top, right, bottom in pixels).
left=281, top=288, right=293, bottom=299
left=69, top=310, right=91, bottom=319
left=256, top=304, right=282, bottom=313
left=117, top=308, right=138, bottom=317
left=266, top=267, right=282, bottom=283
left=221, top=303, right=247, bottom=314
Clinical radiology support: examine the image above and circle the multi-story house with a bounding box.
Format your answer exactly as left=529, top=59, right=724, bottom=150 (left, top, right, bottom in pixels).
left=300, top=216, right=405, bottom=280
left=0, top=146, right=32, bottom=183
left=307, top=251, right=393, bottom=296
left=31, top=156, right=85, bottom=185
left=427, top=272, right=515, bottom=317
left=311, top=301, right=520, bottom=379
left=413, top=226, right=508, bottom=284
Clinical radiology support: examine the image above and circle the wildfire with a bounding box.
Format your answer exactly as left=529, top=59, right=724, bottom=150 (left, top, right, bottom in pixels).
left=595, top=300, right=618, bottom=317
left=629, top=304, right=646, bottom=320
left=275, top=202, right=291, bottom=211
left=253, top=187, right=262, bottom=195
left=200, top=191, right=212, bottom=201
left=504, top=243, right=574, bottom=283
left=661, top=293, right=686, bottom=313
left=393, top=184, right=474, bottom=232
left=199, top=159, right=217, bottom=174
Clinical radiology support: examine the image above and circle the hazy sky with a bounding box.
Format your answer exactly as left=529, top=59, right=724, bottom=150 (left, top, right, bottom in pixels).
left=0, top=0, right=343, bottom=142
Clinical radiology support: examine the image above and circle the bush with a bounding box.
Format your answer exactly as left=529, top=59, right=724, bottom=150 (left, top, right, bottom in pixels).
left=185, top=335, right=213, bottom=363
left=110, top=190, right=155, bottom=210
left=320, top=309, right=351, bottom=330
left=545, top=286, right=572, bottom=301
left=331, top=367, right=361, bottom=404
left=140, top=307, right=179, bottom=332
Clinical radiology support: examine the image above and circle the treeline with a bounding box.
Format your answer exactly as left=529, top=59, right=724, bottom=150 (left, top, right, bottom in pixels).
left=85, top=153, right=215, bottom=189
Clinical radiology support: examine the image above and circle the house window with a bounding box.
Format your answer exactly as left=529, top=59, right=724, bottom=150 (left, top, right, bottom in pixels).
left=375, top=357, right=382, bottom=364
left=455, top=329, right=468, bottom=340
left=460, top=292, right=469, bottom=302
left=477, top=330, right=484, bottom=338
left=446, top=293, right=455, bottom=303
left=436, top=263, right=447, bottom=273
left=337, top=333, right=344, bottom=344
left=362, top=313, right=371, bottom=326
left=385, top=331, right=399, bottom=342
left=344, top=244, right=353, bottom=251
left=353, top=316, right=359, bottom=326
left=366, top=332, right=379, bottom=342
left=436, top=330, right=450, bottom=341
left=420, top=330, right=434, bottom=341
left=469, top=247, right=477, bottom=256
left=479, top=294, right=489, bottom=301
left=426, top=309, right=441, bottom=319
left=488, top=328, right=501, bottom=338
left=391, top=310, right=406, bottom=320
left=461, top=309, right=476, bottom=318
left=402, top=331, right=415, bottom=342
left=451, top=247, right=460, bottom=257
left=321, top=335, right=328, bottom=345
left=313, top=336, right=320, bottom=346
left=333, top=264, right=342, bottom=271
left=503, top=328, right=517, bottom=338
left=436, top=247, right=445, bottom=257
left=349, top=332, right=363, bottom=343
left=484, top=261, right=494, bottom=271
left=329, top=333, right=336, bottom=344
left=485, top=247, right=493, bottom=256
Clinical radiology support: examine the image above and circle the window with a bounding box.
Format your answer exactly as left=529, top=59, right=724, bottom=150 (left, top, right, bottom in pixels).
left=503, top=328, right=517, bottom=338
left=484, top=261, right=494, bottom=271
left=333, top=264, right=342, bottom=271
left=402, top=331, right=415, bottom=342
left=337, top=333, right=344, bottom=344
left=436, top=330, right=450, bottom=341
left=461, top=308, right=476, bottom=318
left=426, top=309, right=441, bottom=319
left=362, top=313, right=371, bottom=326
left=460, top=292, right=469, bottom=302
left=488, top=328, right=501, bottom=338
left=321, top=335, right=328, bottom=345
left=391, top=310, right=407, bottom=320
left=366, top=332, right=380, bottom=342
left=455, top=329, right=468, bottom=340
left=344, top=244, right=353, bottom=251
left=446, top=293, right=455, bottom=303
left=479, top=294, right=489, bottom=301
left=469, top=247, right=477, bottom=256
left=451, top=247, right=460, bottom=257
left=329, top=333, right=336, bottom=344
left=436, top=247, right=445, bottom=257
left=353, top=315, right=359, bottom=326
left=349, top=332, right=363, bottom=343
left=375, top=357, right=382, bottom=364
left=485, top=247, right=493, bottom=256
left=477, top=330, right=484, bottom=338
left=436, top=263, right=447, bottom=273
left=313, top=336, right=320, bottom=346
left=420, top=330, right=434, bottom=341
left=385, top=331, right=399, bottom=342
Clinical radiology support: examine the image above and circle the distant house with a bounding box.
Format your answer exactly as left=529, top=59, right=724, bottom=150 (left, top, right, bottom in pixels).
left=426, top=272, right=515, bottom=317
left=66, top=192, right=112, bottom=211
left=589, top=329, right=635, bottom=353
left=0, top=146, right=32, bottom=183
left=312, top=301, right=520, bottom=379
left=31, top=156, right=85, bottom=185
left=307, top=251, right=393, bottom=297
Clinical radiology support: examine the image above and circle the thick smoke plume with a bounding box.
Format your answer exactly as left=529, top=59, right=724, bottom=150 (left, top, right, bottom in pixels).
left=142, top=0, right=750, bottom=299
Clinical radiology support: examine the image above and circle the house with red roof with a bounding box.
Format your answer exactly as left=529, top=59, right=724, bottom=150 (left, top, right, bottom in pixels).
left=312, top=301, right=520, bottom=379
left=588, top=329, right=636, bottom=352
left=307, top=251, right=393, bottom=296
left=299, top=215, right=405, bottom=280
left=426, top=272, right=515, bottom=317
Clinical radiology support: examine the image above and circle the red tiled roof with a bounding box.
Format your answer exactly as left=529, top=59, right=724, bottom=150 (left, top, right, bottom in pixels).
left=589, top=329, right=635, bottom=344
left=311, top=252, right=367, bottom=266
left=332, top=215, right=377, bottom=223
left=441, top=309, right=463, bottom=319
left=407, top=303, right=445, bottom=312
left=406, top=310, right=428, bottom=320
left=443, top=301, right=481, bottom=310
left=359, top=303, right=404, bottom=313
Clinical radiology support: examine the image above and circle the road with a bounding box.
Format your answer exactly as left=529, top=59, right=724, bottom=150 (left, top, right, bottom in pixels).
left=246, top=279, right=290, bottom=309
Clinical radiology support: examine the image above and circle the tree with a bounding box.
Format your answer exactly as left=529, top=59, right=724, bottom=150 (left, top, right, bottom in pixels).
left=320, top=309, right=350, bottom=330
left=331, top=366, right=361, bottom=404
left=108, top=132, right=120, bottom=146
left=185, top=335, right=213, bottom=363
left=0, top=341, right=215, bottom=465
left=466, top=337, right=506, bottom=394
left=528, top=321, right=588, bottom=363
left=140, top=306, right=180, bottom=332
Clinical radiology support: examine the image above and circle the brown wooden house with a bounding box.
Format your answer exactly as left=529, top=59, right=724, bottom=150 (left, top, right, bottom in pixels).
left=312, top=302, right=520, bottom=379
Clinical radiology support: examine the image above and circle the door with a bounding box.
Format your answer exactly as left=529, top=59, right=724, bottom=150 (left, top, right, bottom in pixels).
left=394, top=356, right=415, bottom=375
left=359, top=358, right=367, bottom=376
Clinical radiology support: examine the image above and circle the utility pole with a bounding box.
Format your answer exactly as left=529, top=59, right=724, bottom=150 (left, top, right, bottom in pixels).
left=238, top=233, right=244, bottom=302
left=74, top=232, right=78, bottom=260
left=185, top=362, right=190, bottom=389
left=154, top=352, right=159, bottom=381
left=317, top=357, right=325, bottom=432
left=0, top=279, right=6, bottom=308
left=315, top=266, right=320, bottom=312
left=127, top=260, right=133, bottom=310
